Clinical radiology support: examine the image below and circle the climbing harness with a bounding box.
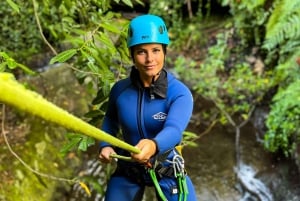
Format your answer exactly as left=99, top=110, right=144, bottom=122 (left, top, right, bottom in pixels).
left=151, top=150, right=189, bottom=201
left=111, top=149, right=189, bottom=201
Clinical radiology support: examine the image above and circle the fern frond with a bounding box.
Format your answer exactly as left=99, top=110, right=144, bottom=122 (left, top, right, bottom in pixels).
left=263, top=0, right=300, bottom=50
left=265, top=0, right=300, bottom=31
left=279, top=40, right=300, bottom=55
left=286, top=13, right=300, bottom=38
left=274, top=47, right=300, bottom=84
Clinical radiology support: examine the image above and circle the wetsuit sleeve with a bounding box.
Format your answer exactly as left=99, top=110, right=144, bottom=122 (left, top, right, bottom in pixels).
left=99, top=83, right=120, bottom=149
left=153, top=82, right=194, bottom=155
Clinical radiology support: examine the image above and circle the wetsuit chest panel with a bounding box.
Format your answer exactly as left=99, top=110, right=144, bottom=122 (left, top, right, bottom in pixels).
left=143, top=96, right=168, bottom=139
left=116, top=86, right=169, bottom=144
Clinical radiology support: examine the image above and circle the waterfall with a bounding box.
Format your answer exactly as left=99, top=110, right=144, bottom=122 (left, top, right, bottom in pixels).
left=235, top=163, right=273, bottom=201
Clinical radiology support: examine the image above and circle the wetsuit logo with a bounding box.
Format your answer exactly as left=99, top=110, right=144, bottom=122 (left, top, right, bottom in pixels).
left=152, top=112, right=167, bottom=121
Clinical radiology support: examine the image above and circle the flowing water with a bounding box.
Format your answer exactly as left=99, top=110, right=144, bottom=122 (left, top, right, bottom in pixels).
left=183, top=121, right=300, bottom=201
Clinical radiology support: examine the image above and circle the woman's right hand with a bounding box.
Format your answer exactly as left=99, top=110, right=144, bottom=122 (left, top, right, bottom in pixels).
left=98, top=146, right=116, bottom=163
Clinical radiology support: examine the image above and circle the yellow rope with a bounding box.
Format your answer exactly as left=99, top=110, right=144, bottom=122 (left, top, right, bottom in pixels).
left=0, top=72, right=140, bottom=154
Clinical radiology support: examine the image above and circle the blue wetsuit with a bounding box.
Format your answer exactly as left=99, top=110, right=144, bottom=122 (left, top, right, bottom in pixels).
left=100, top=67, right=197, bottom=201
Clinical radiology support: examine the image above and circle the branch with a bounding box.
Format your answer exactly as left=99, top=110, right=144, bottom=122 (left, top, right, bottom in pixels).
left=1, top=104, right=75, bottom=183
left=210, top=98, right=256, bottom=168
left=1, top=104, right=92, bottom=196
left=32, top=0, right=57, bottom=55
left=212, top=99, right=236, bottom=127
left=235, top=106, right=256, bottom=168
left=186, top=0, right=193, bottom=19
left=0, top=104, right=92, bottom=197
left=238, top=106, right=256, bottom=129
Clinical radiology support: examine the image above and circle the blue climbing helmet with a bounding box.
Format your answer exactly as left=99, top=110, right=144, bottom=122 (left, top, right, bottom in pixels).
left=127, top=14, right=170, bottom=47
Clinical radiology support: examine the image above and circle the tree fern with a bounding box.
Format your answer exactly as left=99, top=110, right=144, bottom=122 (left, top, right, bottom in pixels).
left=263, top=0, right=300, bottom=50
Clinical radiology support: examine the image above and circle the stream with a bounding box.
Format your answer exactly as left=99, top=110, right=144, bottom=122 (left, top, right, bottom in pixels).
left=183, top=122, right=300, bottom=201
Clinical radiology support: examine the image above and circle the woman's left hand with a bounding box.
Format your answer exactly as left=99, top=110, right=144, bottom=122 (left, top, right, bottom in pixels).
left=131, top=139, right=157, bottom=164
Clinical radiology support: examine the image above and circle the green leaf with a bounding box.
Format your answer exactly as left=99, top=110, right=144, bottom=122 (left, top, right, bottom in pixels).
left=0, top=52, right=16, bottom=70
left=7, top=58, right=17, bottom=69
left=97, top=32, right=115, bottom=50
left=84, top=109, right=103, bottom=118
left=78, top=136, right=95, bottom=151
left=100, top=22, right=122, bottom=34
left=60, top=135, right=82, bottom=155
left=0, top=52, right=36, bottom=74
left=0, top=52, right=10, bottom=59
left=0, top=62, right=7, bottom=72
left=121, top=0, right=133, bottom=7
left=6, top=0, right=20, bottom=13
left=92, top=88, right=108, bottom=105
left=50, top=49, right=77, bottom=64
left=16, top=63, right=37, bottom=75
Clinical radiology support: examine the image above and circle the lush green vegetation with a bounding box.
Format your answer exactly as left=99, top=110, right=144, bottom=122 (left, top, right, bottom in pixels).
left=1, top=0, right=300, bottom=199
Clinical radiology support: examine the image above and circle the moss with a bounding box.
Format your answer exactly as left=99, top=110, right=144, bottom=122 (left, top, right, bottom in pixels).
left=0, top=115, right=79, bottom=200
left=0, top=65, right=89, bottom=200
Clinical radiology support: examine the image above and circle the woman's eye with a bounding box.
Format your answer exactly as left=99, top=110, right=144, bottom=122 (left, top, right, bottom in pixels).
left=136, top=50, right=146, bottom=55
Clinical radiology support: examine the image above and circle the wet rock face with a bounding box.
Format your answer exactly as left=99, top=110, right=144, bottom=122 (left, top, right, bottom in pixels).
left=294, top=146, right=300, bottom=173
left=250, top=106, right=300, bottom=173
left=26, top=64, right=91, bottom=116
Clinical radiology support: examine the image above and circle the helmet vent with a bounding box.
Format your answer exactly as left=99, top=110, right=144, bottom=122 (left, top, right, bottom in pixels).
left=159, top=26, right=164, bottom=34
left=129, top=28, right=133, bottom=37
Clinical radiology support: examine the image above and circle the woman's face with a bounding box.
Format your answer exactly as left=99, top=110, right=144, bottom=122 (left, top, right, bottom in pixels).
left=132, top=43, right=165, bottom=87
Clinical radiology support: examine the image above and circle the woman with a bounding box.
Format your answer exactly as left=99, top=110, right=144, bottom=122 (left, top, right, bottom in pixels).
left=98, top=14, right=197, bottom=201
